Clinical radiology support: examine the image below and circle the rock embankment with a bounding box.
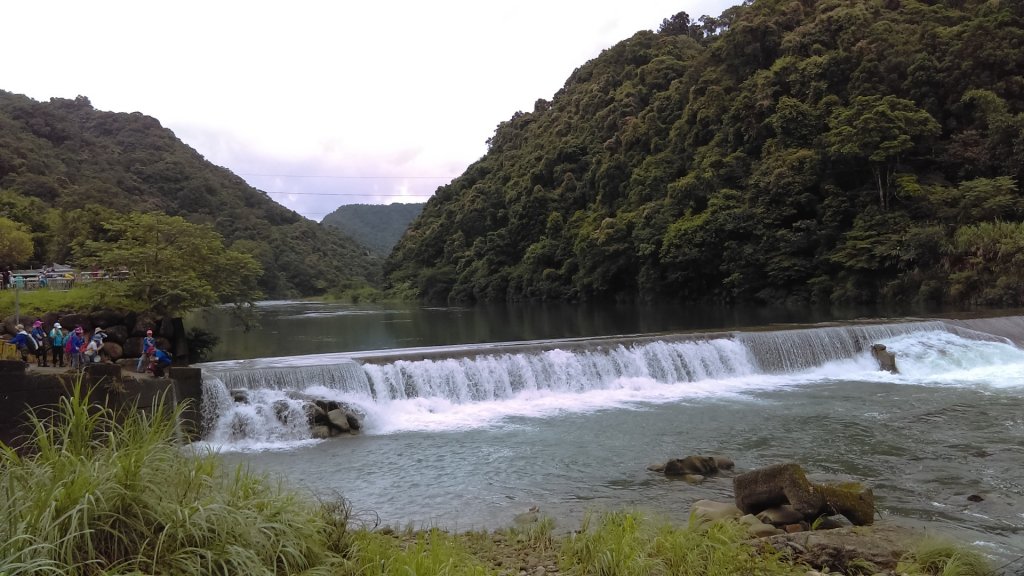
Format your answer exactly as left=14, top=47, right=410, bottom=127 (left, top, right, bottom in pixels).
left=647, top=457, right=968, bottom=574
left=2, top=309, right=187, bottom=362
left=228, top=389, right=364, bottom=438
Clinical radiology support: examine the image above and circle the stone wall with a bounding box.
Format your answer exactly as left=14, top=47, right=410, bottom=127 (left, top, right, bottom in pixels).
left=0, top=361, right=203, bottom=449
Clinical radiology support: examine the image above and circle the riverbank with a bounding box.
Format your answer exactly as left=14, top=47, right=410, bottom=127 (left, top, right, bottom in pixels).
left=0, top=364, right=1002, bottom=575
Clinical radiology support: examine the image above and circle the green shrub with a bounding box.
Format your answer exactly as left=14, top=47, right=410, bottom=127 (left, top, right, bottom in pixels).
left=0, top=381, right=349, bottom=575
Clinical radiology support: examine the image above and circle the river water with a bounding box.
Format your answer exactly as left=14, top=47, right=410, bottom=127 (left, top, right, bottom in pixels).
left=193, top=302, right=1024, bottom=562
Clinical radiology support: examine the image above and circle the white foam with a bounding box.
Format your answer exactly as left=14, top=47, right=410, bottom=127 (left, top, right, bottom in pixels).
left=200, top=327, right=1024, bottom=449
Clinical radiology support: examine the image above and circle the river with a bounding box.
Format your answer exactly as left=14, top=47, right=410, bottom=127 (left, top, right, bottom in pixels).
left=192, top=301, right=1024, bottom=563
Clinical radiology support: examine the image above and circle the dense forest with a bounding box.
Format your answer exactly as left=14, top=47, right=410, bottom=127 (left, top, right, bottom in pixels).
left=321, top=202, right=424, bottom=256
left=0, top=91, right=380, bottom=298
left=386, top=0, right=1024, bottom=307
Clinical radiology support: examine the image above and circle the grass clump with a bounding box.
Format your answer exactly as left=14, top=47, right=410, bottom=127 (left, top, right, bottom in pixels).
left=559, top=510, right=806, bottom=576
left=346, top=529, right=491, bottom=576
left=897, top=537, right=993, bottom=576
left=0, top=381, right=350, bottom=575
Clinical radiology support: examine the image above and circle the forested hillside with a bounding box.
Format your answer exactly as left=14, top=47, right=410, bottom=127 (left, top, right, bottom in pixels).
left=321, top=202, right=424, bottom=256
left=0, top=91, right=380, bottom=297
left=386, top=0, right=1024, bottom=307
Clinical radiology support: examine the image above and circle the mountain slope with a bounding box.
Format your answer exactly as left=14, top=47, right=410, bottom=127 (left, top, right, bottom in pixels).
left=0, top=91, right=380, bottom=297
left=385, top=0, right=1024, bottom=306
left=321, top=202, right=424, bottom=256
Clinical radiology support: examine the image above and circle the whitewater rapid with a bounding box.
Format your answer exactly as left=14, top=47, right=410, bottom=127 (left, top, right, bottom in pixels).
left=196, top=324, right=1024, bottom=451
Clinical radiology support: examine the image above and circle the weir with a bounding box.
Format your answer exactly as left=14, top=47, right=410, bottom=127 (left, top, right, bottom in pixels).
left=197, top=318, right=1018, bottom=440
left=200, top=319, right=1011, bottom=399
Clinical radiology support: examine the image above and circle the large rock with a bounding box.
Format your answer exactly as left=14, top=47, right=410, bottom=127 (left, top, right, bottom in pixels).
left=132, top=312, right=160, bottom=336
left=103, top=325, right=129, bottom=345
left=2, top=316, right=17, bottom=336
left=326, top=409, right=351, bottom=433
left=734, top=464, right=875, bottom=526
left=58, top=313, right=91, bottom=333
left=870, top=344, right=898, bottom=373
left=818, top=482, right=875, bottom=526
left=101, top=341, right=124, bottom=361
left=89, top=309, right=126, bottom=329
left=734, top=463, right=825, bottom=518
left=764, top=523, right=924, bottom=573
left=690, top=499, right=742, bottom=523
left=738, top=514, right=785, bottom=537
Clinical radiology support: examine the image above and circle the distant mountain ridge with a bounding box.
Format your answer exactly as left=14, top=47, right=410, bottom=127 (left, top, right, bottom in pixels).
left=321, top=203, right=424, bottom=256
left=0, top=90, right=380, bottom=297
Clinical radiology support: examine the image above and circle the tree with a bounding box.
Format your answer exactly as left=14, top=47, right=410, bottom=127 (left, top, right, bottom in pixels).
left=78, top=212, right=262, bottom=317
left=825, top=96, right=940, bottom=210
left=0, top=216, right=33, bottom=266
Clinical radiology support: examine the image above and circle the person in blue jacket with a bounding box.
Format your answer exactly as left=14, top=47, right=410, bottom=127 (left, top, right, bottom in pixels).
left=137, top=329, right=156, bottom=373
left=66, top=326, right=87, bottom=370
left=9, top=324, right=39, bottom=363
left=49, top=322, right=67, bottom=368
left=150, top=347, right=173, bottom=378
left=30, top=320, right=49, bottom=367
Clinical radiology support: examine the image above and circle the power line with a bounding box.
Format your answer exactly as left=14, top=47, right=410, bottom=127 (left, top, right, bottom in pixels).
left=240, top=173, right=456, bottom=179
left=265, top=191, right=432, bottom=197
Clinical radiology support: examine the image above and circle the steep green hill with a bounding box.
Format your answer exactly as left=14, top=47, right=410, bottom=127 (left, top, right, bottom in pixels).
left=321, top=202, right=424, bottom=256
left=386, top=0, right=1024, bottom=306
left=0, top=91, right=380, bottom=297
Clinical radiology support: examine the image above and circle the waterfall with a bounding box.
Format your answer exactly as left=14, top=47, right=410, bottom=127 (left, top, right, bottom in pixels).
left=205, top=362, right=373, bottom=394
left=360, top=338, right=755, bottom=403
left=197, top=319, right=1018, bottom=446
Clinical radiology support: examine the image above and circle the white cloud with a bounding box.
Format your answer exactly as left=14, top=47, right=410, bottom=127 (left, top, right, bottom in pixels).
left=4, top=0, right=738, bottom=219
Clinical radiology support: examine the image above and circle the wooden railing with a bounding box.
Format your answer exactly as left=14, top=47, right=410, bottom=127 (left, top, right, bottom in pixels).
left=0, top=341, right=22, bottom=361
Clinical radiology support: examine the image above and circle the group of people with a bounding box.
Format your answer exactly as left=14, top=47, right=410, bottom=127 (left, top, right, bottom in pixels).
left=8, top=320, right=173, bottom=375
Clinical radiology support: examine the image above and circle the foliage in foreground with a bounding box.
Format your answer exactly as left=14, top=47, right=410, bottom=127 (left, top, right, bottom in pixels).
left=0, top=383, right=994, bottom=576
left=0, top=383, right=350, bottom=575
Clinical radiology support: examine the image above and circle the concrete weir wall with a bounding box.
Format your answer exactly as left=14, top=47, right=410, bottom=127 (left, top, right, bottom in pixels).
left=0, top=360, right=203, bottom=448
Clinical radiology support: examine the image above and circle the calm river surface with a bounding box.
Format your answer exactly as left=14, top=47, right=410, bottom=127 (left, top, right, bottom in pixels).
left=193, top=302, right=1024, bottom=562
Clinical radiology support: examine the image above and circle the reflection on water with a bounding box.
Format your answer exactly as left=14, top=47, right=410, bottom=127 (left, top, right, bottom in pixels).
left=194, top=300, right=964, bottom=362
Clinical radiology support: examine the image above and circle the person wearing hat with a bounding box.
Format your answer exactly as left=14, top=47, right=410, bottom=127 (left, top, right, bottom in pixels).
left=30, top=320, right=49, bottom=367
left=9, top=324, right=39, bottom=363
left=49, top=322, right=68, bottom=368
left=149, top=346, right=173, bottom=378
left=83, top=328, right=107, bottom=364
left=66, top=326, right=87, bottom=370
left=137, top=329, right=156, bottom=373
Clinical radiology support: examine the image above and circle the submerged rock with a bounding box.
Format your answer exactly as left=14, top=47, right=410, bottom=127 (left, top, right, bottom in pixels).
left=650, top=454, right=733, bottom=483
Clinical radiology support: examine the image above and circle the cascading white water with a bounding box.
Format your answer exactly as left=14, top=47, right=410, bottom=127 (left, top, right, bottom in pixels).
left=735, top=320, right=1007, bottom=372
left=197, top=320, right=1020, bottom=447
left=361, top=338, right=755, bottom=403
left=208, top=362, right=373, bottom=394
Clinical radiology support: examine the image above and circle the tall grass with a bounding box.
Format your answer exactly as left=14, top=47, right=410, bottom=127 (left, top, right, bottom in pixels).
left=897, top=538, right=993, bottom=576
left=559, top=510, right=807, bottom=576
left=346, top=529, right=491, bottom=576
left=0, top=381, right=349, bottom=575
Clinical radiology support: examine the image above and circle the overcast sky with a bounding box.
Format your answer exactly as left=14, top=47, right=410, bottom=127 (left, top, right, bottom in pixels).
left=5, top=1, right=737, bottom=221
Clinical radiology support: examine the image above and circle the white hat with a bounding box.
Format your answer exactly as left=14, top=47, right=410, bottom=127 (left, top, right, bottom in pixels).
left=53, top=322, right=62, bottom=329
left=94, top=327, right=104, bottom=334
